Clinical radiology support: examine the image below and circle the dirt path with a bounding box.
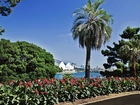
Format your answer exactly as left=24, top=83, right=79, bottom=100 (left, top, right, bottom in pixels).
left=83, top=94, right=140, bottom=105
left=56, top=91, right=140, bottom=105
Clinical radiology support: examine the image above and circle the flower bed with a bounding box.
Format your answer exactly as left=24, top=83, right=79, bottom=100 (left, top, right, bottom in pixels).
left=0, top=77, right=140, bottom=105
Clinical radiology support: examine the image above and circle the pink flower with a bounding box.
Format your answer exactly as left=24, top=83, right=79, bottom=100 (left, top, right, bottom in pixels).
left=18, top=81, right=23, bottom=87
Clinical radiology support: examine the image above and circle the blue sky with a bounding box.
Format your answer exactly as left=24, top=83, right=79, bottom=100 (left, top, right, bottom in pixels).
left=0, top=0, right=140, bottom=68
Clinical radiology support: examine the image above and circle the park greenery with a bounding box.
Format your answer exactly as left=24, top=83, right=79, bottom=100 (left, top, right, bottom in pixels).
left=71, top=0, right=113, bottom=78
left=0, top=0, right=20, bottom=16
left=0, top=39, right=59, bottom=82
left=0, top=27, right=5, bottom=35
left=0, top=0, right=21, bottom=36
left=101, top=27, right=140, bottom=77
left=0, top=0, right=140, bottom=104
left=0, top=77, right=140, bottom=104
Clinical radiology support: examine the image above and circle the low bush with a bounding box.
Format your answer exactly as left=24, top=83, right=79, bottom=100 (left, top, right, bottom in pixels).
left=0, top=77, right=140, bottom=105
left=0, top=39, right=58, bottom=82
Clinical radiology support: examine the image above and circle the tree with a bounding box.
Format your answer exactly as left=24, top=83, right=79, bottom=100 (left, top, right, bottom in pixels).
left=119, top=39, right=140, bottom=77
left=0, top=39, right=58, bottom=82
left=71, top=0, right=113, bottom=78
left=0, top=26, right=5, bottom=35
left=0, top=0, right=20, bottom=16
left=0, top=0, right=21, bottom=35
left=101, top=27, right=140, bottom=77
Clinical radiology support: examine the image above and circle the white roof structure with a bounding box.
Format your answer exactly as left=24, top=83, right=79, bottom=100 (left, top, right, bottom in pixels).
left=65, top=62, right=74, bottom=70
left=55, top=60, right=75, bottom=71
left=59, top=62, right=66, bottom=70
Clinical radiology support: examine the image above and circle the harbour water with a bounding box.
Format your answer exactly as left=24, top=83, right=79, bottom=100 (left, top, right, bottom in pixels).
left=55, top=71, right=102, bottom=79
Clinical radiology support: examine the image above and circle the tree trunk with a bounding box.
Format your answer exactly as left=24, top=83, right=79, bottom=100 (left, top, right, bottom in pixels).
left=85, top=46, right=91, bottom=79
left=133, top=61, right=136, bottom=77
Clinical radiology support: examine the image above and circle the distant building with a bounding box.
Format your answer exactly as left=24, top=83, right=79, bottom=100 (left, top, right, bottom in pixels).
left=65, top=62, right=74, bottom=70
left=59, top=62, right=66, bottom=70
left=55, top=60, right=75, bottom=71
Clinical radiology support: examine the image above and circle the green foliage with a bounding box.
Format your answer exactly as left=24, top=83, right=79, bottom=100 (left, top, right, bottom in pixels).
left=0, top=26, right=5, bottom=35
left=63, top=74, right=74, bottom=79
left=101, top=27, right=140, bottom=77
left=0, top=39, right=57, bottom=82
left=55, top=65, right=62, bottom=73
left=100, top=69, right=123, bottom=77
left=115, top=62, right=124, bottom=69
left=120, top=26, right=140, bottom=39
left=0, top=77, right=139, bottom=104
left=72, top=0, right=113, bottom=78
left=0, top=0, right=21, bottom=16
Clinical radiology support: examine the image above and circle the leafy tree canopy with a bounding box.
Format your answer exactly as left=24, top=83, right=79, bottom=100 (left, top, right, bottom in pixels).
left=101, top=27, right=140, bottom=77
left=0, top=0, right=20, bottom=16
left=0, top=39, right=58, bottom=82
left=0, top=26, right=5, bottom=35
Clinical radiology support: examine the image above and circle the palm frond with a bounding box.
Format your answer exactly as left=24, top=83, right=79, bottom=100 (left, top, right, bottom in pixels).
left=73, top=15, right=87, bottom=25
left=71, top=21, right=84, bottom=40
left=87, top=0, right=92, bottom=9
left=73, top=8, right=86, bottom=17
left=92, top=0, right=105, bottom=12
left=71, top=0, right=113, bottom=50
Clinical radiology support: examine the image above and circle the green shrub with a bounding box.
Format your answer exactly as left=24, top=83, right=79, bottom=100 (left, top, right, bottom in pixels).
left=63, top=73, right=74, bottom=79
left=0, top=39, right=57, bottom=82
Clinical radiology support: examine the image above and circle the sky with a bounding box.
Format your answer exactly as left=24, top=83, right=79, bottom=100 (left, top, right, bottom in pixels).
left=0, top=0, right=140, bottom=68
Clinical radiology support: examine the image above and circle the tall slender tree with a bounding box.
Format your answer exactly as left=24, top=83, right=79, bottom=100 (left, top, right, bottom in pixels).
left=71, top=0, right=113, bottom=78
left=119, top=39, right=140, bottom=77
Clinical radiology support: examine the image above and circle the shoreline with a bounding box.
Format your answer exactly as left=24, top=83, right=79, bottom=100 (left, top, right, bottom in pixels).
left=56, top=70, right=100, bottom=74
left=57, top=70, right=77, bottom=74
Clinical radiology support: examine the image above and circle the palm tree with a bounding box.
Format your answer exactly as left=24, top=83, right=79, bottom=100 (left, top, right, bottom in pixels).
left=119, top=39, right=140, bottom=77
left=71, top=0, right=113, bottom=78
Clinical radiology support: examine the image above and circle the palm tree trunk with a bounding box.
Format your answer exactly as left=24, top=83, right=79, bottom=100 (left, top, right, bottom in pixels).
left=133, top=61, right=136, bottom=77
left=85, top=46, right=91, bottom=79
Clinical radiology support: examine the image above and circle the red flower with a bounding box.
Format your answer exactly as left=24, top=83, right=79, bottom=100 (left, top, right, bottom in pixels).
left=43, top=78, right=50, bottom=84
left=45, top=92, right=48, bottom=94
left=59, top=80, right=65, bottom=84
left=18, top=81, right=23, bottom=87
left=70, top=78, right=76, bottom=85
left=90, top=78, right=94, bottom=81
left=92, top=82, right=96, bottom=87
left=36, top=81, right=43, bottom=87
left=64, top=78, right=68, bottom=82
left=126, top=77, right=129, bottom=81
left=81, top=85, right=84, bottom=89
left=97, top=84, right=101, bottom=88
left=35, top=89, right=39, bottom=94
left=25, top=81, right=32, bottom=88
left=41, top=92, right=44, bottom=95
left=132, top=77, right=136, bottom=81
left=50, top=78, right=55, bottom=83
left=78, top=82, right=81, bottom=86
